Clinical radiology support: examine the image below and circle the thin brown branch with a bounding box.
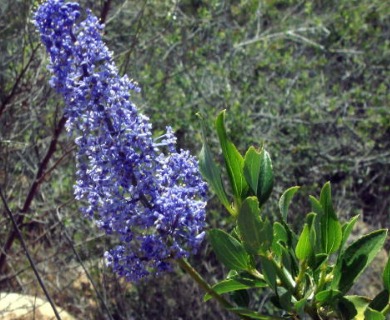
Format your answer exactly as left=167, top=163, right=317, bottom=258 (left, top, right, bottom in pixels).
left=0, top=45, right=40, bottom=119
left=100, top=0, right=112, bottom=24
left=36, top=145, right=76, bottom=185
left=0, top=115, right=67, bottom=272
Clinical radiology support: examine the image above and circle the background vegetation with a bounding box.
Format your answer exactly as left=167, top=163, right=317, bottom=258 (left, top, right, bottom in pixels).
left=0, top=0, right=388, bottom=318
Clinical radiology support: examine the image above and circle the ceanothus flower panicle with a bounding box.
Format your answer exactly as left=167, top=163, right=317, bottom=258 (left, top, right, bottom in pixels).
left=34, top=0, right=207, bottom=281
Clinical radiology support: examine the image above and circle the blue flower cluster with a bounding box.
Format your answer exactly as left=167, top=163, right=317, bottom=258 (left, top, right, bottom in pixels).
left=34, top=0, right=207, bottom=281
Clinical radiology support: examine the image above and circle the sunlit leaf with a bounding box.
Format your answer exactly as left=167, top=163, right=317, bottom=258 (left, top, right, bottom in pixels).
left=278, top=186, right=300, bottom=222
left=383, top=256, right=390, bottom=291
left=215, top=110, right=248, bottom=202
left=295, top=223, right=312, bottom=260
left=199, top=140, right=233, bottom=215
left=319, top=182, right=342, bottom=254
left=340, top=214, right=360, bottom=251
left=203, top=276, right=267, bottom=301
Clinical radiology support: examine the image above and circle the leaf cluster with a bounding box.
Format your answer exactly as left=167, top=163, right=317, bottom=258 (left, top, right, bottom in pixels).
left=200, top=111, right=389, bottom=319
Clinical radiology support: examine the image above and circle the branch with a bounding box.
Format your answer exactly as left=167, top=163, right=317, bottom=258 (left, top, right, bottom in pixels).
left=0, top=45, right=40, bottom=119
left=0, top=187, right=61, bottom=320
left=0, top=115, right=67, bottom=271
left=100, top=0, right=112, bottom=24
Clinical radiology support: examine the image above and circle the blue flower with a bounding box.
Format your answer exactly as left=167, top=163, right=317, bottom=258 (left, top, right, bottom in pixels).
left=35, top=0, right=207, bottom=281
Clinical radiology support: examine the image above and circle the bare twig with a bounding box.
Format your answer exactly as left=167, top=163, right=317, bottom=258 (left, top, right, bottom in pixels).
left=55, top=206, right=115, bottom=320
left=100, top=0, right=112, bottom=24
left=36, top=145, right=76, bottom=185
left=0, top=186, right=61, bottom=320
left=0, top=45, right=40, bottom=119
left=0, top=115, right=67, bottom=272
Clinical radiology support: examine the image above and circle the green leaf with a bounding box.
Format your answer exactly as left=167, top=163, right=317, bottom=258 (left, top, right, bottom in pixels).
left=340, top=214, right=360, bottom=251
left=294, top=297, right=308, bottom=315
left=295, top=223, right=312, bottom=260
left=259, top=255, right=277, bottom=291
left=199, top=140, right=233, bottom=215
left=309, top=195, right=323, bottom=215
left=272, top=222, right=288, bottom=257
left=313, top=253, right=328, bottom=271
left=215, top=110, right=248, bottom=202
left=238, top=197, right=272, bottom=255
left=203, top=276, right=268, bottom=301
left=280, top=247, right=294, bottom=277
left=243, top=147, right=274, bottom=205
left=319, top=182, right=342, bottom=254
left=278, top=186, right=300, bottom=221
left=273, top=222, right=288, bottom=244
left=369, top=290, right=389, bottom=312
left=320, top=214, right=342, bottom=254
left=344, top=295, right=370, bottom=319
left=277, top=288, right=293, bottom=311
left=333, top=229, right=388, bottom=293
left=383, top=255, right=390, bottom=291
left=315, top=289, right=342, bottom=304
left=364, top=307, right=385, bottom=320
left=243, top=147, right=261, bottom=195
left=208, top=229, right=251, bottom=271
left=306, top=213, right=320, bottom=257
left=337, top=297, right=359, bottom=320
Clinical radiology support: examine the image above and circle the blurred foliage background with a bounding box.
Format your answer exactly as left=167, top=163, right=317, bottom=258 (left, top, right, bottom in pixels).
left=0, top=0, right=389, bottom=319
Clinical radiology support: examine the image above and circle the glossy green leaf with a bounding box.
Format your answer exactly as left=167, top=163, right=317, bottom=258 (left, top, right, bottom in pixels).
left=215, top=110, right=248, bottom=202
left=256, top=148, right=273, bottom=206
left=208, top=229, right=251, bottom=271
left=319, top=182, right=342, bottom=254
left=320, top=214, right=342, bottom=254
left=364, top=308, right=385, bottom=320
left=295, top=223, right=312, bottom=260
left=238, top=197, right=272, bottom=255
left=243, top=147, right=261, bottom=195
left=199, top=139, right=233, bottom=215
left=203, top=275, right=268, bottom=301
left=309, top=195, right=323, bottom=215
left=306, top=212, right=321, bottom=257
left=257, top=149, right=274, bottom=205
left=383, top=256, right=390, bottom=291
left=243, top=147, right=274, bottom=205
left=333, top=229, right=388, bottom=293
left=340, top=214, right=360, bottom=251
left=278, top=186, right=300, bottom=221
